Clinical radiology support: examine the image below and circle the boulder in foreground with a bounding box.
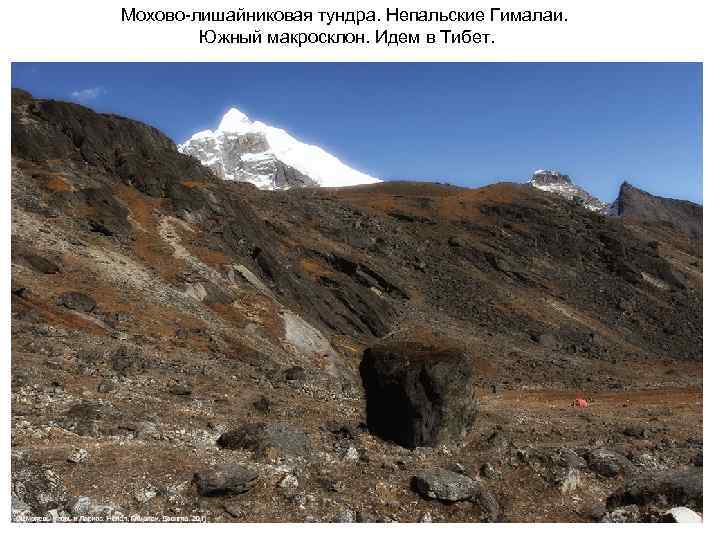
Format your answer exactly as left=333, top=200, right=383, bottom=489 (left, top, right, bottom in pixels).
left=412, top=469, right=498, bottom=520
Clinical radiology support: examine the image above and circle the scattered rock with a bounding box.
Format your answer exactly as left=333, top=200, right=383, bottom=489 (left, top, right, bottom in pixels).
left=67, top=496, right=124, bottom=519
left=344, top=446, right=360, bottom=461
left=480, top=462, right=500, bottom=480
left=360, top=332, right=476, bottom=448
left=17, top=251, right=61, bottom=274
left=193, top=464, right=258, bottom=497
left=223, top=501, right=245, bottom=518
left=607, top=468, right=703, bottom=511
left=11, top=490, right=32, bottom=522
left=252, top=396, right=272, bottom=414
left=632, top=452, right=660, bottom=470
left=325, top=420, right=357, bottom=439
left=558, top=468, right=582, bottom=494
left=584, top=502, right=607, bottom=522
left=278, top=474, right=299, bottom=496
left=97, top=378, right=116, bottom=393
left=134, top=487, right=158, bottom=504
left=283, top=365, right=306, bottom=381
left=623, top=425, right=649, bottom=439
left=412, top=469, right=499, bottom=520
left=11, top=456, right=70, bottom=514
left=418, top=511, right=433, bottom=523
left=447, top=236, right=464, bottom=248
left=587, top=448, right=636, bottom=478
left=57, top=291, right=97, bottom=313
left=110, top=345, right=140, bottom=375
left=332, top=508, right=355, bottom=523
left=601, top=504, right=641, bottom=523
left=168, top=382, right=192, bottom=396
left=217, top=422, right=310, bottom=458
left=532, top=333, right=558, bottom=349
left=63, top=401, right=120, bottom=437
left=412, top=469, right=481, bottom=502
left=67, top=448, right=88, bottom=464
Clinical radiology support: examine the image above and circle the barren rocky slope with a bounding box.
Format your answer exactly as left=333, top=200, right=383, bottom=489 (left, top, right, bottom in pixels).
left=11, top=89, right=702, bottom=523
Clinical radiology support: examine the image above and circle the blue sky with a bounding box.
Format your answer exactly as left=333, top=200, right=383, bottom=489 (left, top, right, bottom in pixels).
left=12, top=62, right=702, bottom=203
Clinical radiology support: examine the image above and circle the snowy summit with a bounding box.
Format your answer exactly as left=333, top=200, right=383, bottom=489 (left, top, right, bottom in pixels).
left=179, top=108, right=381, bottom=190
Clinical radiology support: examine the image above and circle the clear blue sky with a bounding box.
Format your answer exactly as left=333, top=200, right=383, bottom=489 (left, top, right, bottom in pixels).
left=12, top=62, right=702, bottom=203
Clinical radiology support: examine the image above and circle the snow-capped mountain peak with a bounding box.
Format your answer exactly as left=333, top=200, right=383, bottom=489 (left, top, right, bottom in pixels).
left=179, top=108, right=381, bottom=190
left=218, top=107, right=251, bottom=131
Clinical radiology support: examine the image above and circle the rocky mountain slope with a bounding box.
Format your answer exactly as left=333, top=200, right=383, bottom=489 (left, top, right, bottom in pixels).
left=178, top=108, right=381, bottom=190
left=11, top=89, right=702, bottom=523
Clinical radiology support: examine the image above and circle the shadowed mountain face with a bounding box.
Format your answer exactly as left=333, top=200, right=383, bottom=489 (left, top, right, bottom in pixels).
left=609, top=181, right=702, bottom=243
left=11, top=89, right=702, bottom=523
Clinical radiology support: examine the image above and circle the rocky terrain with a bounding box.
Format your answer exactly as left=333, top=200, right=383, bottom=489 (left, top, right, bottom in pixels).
left=11, top=89, right=702, bottom=523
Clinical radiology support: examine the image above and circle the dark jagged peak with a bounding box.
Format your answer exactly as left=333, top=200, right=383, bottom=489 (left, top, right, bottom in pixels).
left=529, top=169, right=573, bottom=187
left=11, top=88, right=215, bottom=197
left=528, top=169, right=608, bottom=213
left=608, top=181, right=702, bottom=240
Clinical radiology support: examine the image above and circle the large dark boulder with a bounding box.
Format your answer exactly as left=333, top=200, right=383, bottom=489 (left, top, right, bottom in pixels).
left=359, top=332, right=476, bottom=448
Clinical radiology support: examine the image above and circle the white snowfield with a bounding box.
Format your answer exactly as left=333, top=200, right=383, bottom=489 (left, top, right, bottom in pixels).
left=179, top=107, right=382, bottom=188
